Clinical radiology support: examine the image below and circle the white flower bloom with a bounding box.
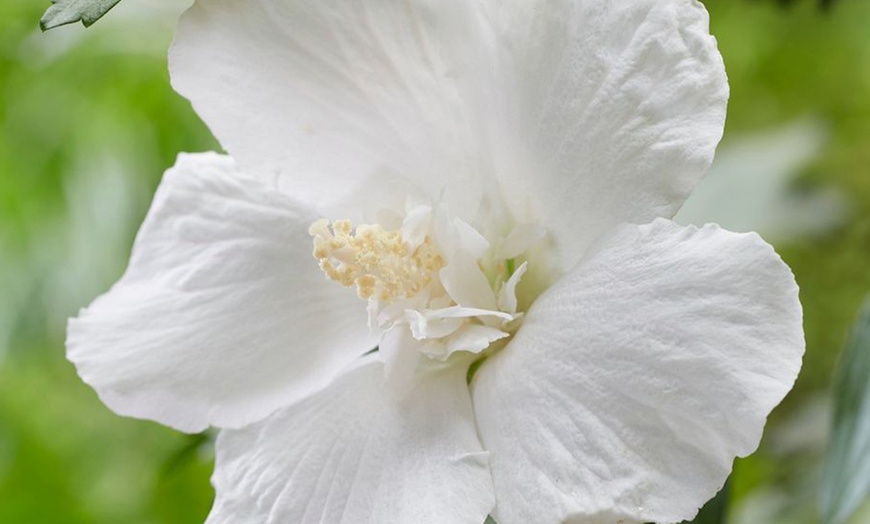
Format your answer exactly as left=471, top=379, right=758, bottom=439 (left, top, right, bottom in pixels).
left=68, top=0, right=805, bottom=523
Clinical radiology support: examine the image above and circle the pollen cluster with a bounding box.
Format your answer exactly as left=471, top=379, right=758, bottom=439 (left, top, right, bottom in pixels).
left=309, top=219, right=444, bottom=302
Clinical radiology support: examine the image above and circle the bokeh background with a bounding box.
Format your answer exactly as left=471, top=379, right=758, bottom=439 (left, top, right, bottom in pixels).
left=1, top=0, right=869, bottom=522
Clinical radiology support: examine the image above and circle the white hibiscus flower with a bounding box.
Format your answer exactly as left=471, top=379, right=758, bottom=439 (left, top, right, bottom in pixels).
left=68, top=0, right=805, bottom=523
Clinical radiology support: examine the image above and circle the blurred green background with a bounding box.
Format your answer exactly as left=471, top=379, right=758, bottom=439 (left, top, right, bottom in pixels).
left=1, top=0, right=869, bottom=522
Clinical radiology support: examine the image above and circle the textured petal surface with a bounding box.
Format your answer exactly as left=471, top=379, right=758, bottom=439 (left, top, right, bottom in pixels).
left=170, top=0, right=497, bottom=220
left=490, top=0, right=728, bottom=267
left=67, top=153, right=375, bottom=433
left=473, top=219, right=804, bottom=524
left=208, top=357, right=495, bottom=524
left=171, top=0, right=727, bottom=265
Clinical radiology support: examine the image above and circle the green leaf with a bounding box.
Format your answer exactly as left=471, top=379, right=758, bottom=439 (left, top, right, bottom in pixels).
left=820, top=295, right=870, bottom=524
left=39, top=0, right=122, bottom=31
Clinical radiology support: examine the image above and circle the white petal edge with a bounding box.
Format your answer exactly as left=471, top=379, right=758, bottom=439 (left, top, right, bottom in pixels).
left=473, top=219, right=804, bottom=524
left=207, top=356, right=495, bottom=524
left=489, top=0, right=729, bottom=269
left=67, top=152, right=377, bottom=432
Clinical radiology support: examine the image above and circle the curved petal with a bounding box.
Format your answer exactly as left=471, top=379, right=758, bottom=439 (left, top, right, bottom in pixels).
left=472, top=219, right=803, bottom=524
left=67, top=153, right=376, bottom=433
left=207, top=357, right=495, bottom=524
left=171, top=0, right=726, bottom=266
left=170, top=0, right=497, bottom=219
left=490, top=0, right=728, bottom=268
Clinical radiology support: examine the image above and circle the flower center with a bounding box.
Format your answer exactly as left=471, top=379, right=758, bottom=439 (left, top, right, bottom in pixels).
left=309, top=219, right=444, bottom=302
left=309, top=202, right=543, bottom=380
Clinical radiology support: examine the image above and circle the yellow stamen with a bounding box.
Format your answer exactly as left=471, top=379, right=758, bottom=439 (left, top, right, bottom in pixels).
left=309, top=219, right=444, bottom=302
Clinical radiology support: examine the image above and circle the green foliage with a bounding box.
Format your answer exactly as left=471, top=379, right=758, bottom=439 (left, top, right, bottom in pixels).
left=0, top=1, right=217, bottom=522
left=40, top=0, right=122, bottom=31
left=0, top=354, right=214, bottom=523
left=704, top=3, right=870, bottom=520
left=820, top=296, right=870, bottom=524
left=684, top=483, right=728, bottom=524
left=774, top=0, right=838, bottom=10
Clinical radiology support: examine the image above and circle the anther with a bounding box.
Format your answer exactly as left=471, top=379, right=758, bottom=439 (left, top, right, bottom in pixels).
left=310, top=219, right=444, bottom=302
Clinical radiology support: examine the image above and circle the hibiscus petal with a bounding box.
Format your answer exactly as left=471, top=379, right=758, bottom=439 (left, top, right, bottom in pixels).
left=439, top=252, right=500, bottom=311
left=445, top=324, right=510, bottom=357
left=170, top=0, right=725, bottom=254
left=491, top=0, right=729, bottom=268
left=67, top=153, right=376, bottom=433
left=497, top=261, right=528, bottom=314
left=379, top=325, right=423, bottom=392
left=472, top=219, right=803, bottom=524
left=170, top=0, right=497, bottom=219
left=207, top=357, right=495, bottom=524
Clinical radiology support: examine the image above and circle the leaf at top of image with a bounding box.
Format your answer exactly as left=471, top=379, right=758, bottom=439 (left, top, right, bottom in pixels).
left=820, top=294, right=870, bottom=524
left=40, top=0, right=122, bottom=31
